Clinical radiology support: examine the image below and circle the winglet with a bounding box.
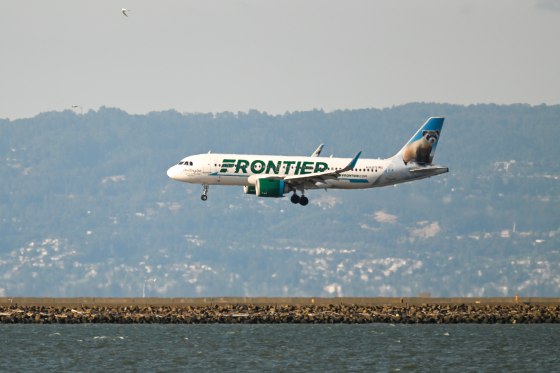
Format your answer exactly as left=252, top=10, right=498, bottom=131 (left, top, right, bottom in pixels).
left=338, top=151, right=362, bottom=173
left=311, top=144, right=324, bottom=157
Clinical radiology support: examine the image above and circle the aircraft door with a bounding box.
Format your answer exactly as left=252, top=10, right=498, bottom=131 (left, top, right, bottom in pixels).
left=203, top=157, right=221, bottom=183
left=213, top=158, right=221, bottom=183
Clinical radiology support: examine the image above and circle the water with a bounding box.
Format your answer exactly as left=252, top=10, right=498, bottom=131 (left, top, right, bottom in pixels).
left=1, top=324, right=559, bottom=372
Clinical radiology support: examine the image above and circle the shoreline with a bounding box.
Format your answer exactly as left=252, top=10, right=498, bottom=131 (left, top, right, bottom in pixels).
left=1, top=297, right=559, bottom=324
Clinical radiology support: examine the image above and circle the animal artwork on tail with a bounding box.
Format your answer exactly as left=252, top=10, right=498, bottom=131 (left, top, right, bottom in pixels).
left=401, top=129, right=440, bottom=165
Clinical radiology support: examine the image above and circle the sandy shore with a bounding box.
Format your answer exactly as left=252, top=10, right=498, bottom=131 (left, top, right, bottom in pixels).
left=1, top=297, right=559, bottom=324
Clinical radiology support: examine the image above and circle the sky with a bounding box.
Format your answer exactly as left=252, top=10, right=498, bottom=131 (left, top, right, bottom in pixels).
left=1, top=0, right=559, bottom=119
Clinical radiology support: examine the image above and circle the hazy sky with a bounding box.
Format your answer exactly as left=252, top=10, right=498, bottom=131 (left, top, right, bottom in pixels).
left=1, top=0, right=559, bottom=119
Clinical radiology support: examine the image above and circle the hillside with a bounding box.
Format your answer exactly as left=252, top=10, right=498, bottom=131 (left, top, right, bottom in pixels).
left=1, top=103, right=559, bottom=297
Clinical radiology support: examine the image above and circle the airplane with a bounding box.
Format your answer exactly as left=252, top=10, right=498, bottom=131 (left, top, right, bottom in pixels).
left=166, top=117, right=448, bottom=206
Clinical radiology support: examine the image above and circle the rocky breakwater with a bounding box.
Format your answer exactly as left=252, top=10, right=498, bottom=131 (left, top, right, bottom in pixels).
left=1, top=303, right=559, bottom=324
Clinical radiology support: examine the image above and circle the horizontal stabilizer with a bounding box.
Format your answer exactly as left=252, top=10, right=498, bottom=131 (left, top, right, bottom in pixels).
left=410, top=166, right=449, bottom=177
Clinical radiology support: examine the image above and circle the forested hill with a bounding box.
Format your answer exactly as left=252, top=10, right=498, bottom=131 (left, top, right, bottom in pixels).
left=1, top=103, right=559, bottom=297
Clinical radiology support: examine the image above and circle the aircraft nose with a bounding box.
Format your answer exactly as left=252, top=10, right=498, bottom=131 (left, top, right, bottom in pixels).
left=167, top=165, right=179, bottom=180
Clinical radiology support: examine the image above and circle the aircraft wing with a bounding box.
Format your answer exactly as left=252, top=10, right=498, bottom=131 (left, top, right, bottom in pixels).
left=282, top=151, right=362, bottom=188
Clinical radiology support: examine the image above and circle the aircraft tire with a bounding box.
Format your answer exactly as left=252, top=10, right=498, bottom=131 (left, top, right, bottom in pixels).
left=299, top=196, right=309, bottom=206
left=201, top=195, right=208, bottom=201
left=290, top=194, right=300, bottom=204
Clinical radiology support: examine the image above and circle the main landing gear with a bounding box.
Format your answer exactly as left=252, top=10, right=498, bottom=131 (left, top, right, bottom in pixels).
left=290, top=192, right=309, bottom=206
left=201, top=184, right=209, bottom=201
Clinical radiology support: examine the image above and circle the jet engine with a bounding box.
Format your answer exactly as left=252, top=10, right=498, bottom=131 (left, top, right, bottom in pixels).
left=255, top=178, right=286, bottom=197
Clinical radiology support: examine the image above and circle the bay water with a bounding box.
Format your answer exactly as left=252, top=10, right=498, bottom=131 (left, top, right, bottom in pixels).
left=1, top=324, right=558, bottom=372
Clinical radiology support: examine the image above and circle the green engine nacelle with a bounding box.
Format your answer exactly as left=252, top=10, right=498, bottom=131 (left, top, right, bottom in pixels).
left=255, top=178, right=286, bottom=197
left=243, top=185, right=256, bottom=195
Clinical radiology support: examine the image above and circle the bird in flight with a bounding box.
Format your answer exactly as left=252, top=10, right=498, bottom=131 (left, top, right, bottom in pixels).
left=122, top=8, right=131, bottom=17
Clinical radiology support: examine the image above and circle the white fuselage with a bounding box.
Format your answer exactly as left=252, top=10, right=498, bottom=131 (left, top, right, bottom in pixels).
left=166, top=153, right=444, bottom=191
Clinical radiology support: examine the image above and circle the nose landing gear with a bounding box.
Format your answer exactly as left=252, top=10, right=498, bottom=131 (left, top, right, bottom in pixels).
left=201, top=184, right=209, bottom=201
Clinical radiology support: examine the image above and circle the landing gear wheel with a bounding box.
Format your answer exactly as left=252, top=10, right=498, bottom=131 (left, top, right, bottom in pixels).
left=299, top=196, right=309, bottom=206
left=290, top=193, right=300, bottom=204
left=201, top=184, right=209, bottom=201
